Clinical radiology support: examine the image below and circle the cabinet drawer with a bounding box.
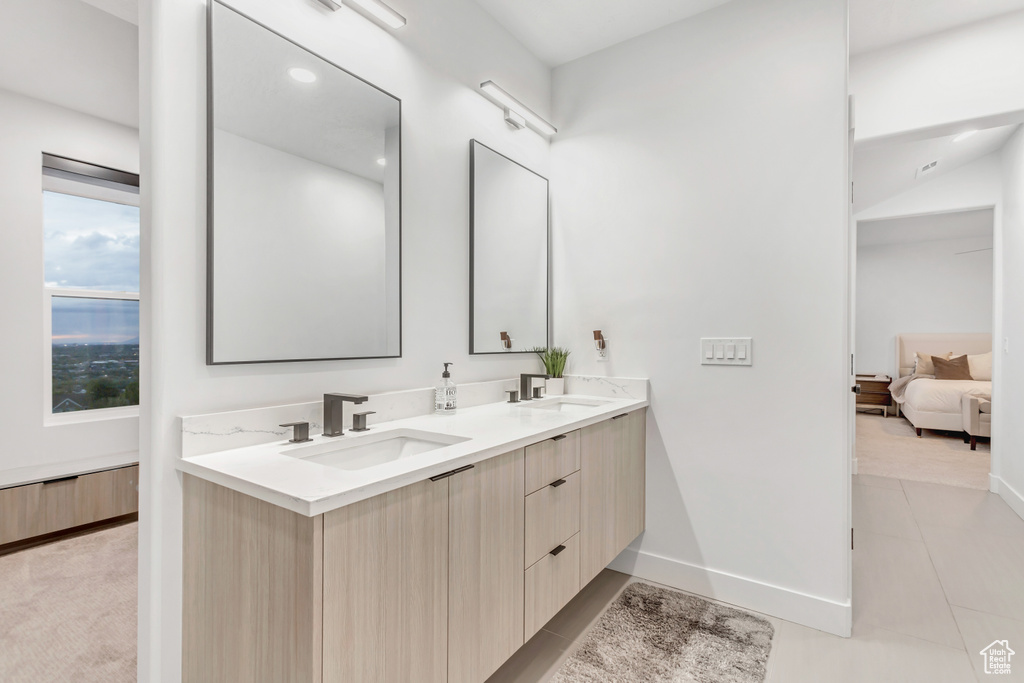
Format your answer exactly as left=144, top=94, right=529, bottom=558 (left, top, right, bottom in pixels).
left=0, top=465, right=139, bottom=546
left=524, top=533, right=580, bottom=640
left=857, top=392, right=891, bottom=406
left=525, top=430, right=580, bottom=495
left=525, top=472, right=580, bottom=568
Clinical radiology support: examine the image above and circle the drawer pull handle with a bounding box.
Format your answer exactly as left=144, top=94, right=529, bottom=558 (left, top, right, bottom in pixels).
left=550, top=479, right=567, bottom=488
left=551, top=434, right=568, bottom=442
left=611, top=413, right=629, bottom=420
left=550, top=545, right=566, bottom=557
left=429, top=464, right=475, bottom=482
left=42, top=475, right=79, bottom=485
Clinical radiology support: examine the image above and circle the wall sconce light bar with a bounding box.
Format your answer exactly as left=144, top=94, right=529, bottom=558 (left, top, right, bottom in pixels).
left=479, top=81, right=557, bottom=136
left=316, top=0, right=406, bottom=29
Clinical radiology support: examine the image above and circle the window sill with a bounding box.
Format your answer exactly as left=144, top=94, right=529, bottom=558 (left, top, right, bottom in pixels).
left=45, top=405, right=139, bottom=427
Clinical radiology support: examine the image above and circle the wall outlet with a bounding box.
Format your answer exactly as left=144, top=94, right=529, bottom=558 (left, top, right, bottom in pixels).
left=701, top=338, right=752, bottom=366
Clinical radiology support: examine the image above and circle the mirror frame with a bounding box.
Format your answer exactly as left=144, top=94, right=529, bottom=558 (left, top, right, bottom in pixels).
left=206, top=1, right=403, bottom=365
left=468, top=140, right=550, bottom=355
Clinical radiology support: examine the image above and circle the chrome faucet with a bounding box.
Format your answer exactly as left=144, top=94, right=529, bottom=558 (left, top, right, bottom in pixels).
left=519, top=373, right=550, bottom=401
left=323, top=393, right=368, bottom=437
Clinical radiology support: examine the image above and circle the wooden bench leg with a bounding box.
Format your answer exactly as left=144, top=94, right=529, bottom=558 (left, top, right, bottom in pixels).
left=970, top=435, right=977, bottom=451
left=916, top=428, right=922, bottom=437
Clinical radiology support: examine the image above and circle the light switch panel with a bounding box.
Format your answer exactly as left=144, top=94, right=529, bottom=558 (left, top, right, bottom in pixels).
left=701, top=338, right=752, bottom=366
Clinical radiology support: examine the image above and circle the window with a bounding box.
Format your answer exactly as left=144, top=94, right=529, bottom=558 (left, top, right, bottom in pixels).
left=42, top=155, right=140, bottom=416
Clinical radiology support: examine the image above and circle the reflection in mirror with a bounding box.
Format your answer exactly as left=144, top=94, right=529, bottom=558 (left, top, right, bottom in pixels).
left=208, top=2, right=401, bottom=364
left=470, top=141, right=549, bottom=354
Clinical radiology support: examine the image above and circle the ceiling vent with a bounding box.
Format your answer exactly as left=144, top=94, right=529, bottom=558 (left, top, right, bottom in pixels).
left=916, top=160, right=939, bottom=179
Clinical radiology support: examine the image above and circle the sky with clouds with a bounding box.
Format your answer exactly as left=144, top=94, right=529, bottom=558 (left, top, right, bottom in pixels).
left=45, top=191, right=140, bottom=344
left=44, top=191, right=140, bottom=292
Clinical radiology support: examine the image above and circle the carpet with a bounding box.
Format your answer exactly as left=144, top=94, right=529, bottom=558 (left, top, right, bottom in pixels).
left=856, top=413, right=989, bottom=490
left=0, top=522, right=137, bottom=682
left=551, top=582, right=774, bottom=683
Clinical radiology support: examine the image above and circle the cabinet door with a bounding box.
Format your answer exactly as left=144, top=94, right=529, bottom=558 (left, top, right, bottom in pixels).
left=323, top=478, right=449, bottom=683
left=448, top=450, right=525, bottom=683
left=580, top=409, right=646, bottom=585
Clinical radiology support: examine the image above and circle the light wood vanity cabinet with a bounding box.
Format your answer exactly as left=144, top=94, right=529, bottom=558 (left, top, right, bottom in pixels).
left=580, top=409, right=647, bottom=585
left=183, top=409, right=645, bottom=683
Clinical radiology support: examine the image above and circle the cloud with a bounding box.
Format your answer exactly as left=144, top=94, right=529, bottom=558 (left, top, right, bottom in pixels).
left=52, top=297, right=139, bottom=344
left=43, top=191, right=140, bottom=292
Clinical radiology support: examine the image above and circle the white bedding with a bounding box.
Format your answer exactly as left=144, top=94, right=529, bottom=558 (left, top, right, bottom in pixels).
left=902, top=378, right=991, bottom=414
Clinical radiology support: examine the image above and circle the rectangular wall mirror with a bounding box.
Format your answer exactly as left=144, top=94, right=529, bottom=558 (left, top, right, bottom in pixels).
left=208, top=2, right=401, bottom=364
left=470, top=141, right=549, bottom=354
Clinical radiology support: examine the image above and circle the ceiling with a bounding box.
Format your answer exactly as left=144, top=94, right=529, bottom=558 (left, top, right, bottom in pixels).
left=858, top=208, right=994, bottom=247
left=853, top=123, right=1019, bottom=213
left=470, top=0, right=731, bottom=67
left=850, top=0, right=1024, bottom=55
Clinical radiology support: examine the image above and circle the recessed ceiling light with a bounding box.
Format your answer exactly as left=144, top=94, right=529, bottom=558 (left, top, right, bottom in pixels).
left=377, top=158, right=387, bottom=166
left=953, top=130, right=978, bottom=143
left=288, top=67, right=317, bottom=84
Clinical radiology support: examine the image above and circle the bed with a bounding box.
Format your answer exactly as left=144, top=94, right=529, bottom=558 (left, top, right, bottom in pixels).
left=893, top=333, right=992, bottom=434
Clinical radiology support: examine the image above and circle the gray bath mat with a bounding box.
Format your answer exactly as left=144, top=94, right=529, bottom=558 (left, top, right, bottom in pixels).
left=552, top=582, right=774, bottom=683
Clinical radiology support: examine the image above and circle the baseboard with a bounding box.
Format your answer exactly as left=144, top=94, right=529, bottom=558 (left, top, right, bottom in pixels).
left=608, top=548, right=851, bottom=637
left=991, top=475, right=1024, bottom=523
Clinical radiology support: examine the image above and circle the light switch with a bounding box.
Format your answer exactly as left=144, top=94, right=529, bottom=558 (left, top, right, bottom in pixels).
left=701, top=338, right=753, bottom=366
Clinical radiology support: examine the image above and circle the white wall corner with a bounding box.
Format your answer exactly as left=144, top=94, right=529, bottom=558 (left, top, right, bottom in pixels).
left=991, top=475, right=1024, bottom=523
left=608, top=548, right=852, bottom=637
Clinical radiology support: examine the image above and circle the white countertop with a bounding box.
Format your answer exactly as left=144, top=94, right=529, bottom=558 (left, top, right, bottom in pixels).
left=177, top=393, right=648, bottom=516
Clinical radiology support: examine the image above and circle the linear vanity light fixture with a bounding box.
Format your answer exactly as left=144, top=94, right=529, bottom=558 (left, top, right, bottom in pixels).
left=316, top=0, right=406, bottom=29
left=479, top=81, right=557, bottom=136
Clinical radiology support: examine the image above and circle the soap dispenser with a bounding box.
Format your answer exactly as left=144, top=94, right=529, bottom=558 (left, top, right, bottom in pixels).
left=435, top=362, right=457, bottom=414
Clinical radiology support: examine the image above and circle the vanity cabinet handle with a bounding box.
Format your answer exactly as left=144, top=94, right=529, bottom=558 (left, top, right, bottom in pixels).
left=549, top=544, right=566, bottom=557
left=42, top=475, right=79, bottom=485
left=430, top=464, right=475, bottom=482
left=611, top=413, right=629, bottom=420
left=550, top=479, right=567, bottom=488
left=551, top=434, right=568, bottom=442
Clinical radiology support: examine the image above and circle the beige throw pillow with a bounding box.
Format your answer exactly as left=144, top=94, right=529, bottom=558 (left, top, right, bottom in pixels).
left=967, top=351, right=993, bottom=381
left=914, top=351, right=951, bottom=375
left=933, top=354, right=973, bottom=380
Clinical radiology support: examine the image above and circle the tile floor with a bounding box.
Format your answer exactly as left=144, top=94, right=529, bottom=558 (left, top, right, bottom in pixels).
left=488, top=475, right=1024, bottom=683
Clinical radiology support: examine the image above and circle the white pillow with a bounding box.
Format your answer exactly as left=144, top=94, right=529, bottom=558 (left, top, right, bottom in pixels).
left=968, top=351, right=993, bottom=381
left=914, top=352, right=951, bottom=375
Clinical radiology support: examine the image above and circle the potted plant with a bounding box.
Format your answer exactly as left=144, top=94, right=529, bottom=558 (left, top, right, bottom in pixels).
left=530, top=346, right=570, bottom=395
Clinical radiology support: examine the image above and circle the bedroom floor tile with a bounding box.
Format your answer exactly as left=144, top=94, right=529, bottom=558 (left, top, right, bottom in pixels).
left=853, top=473, right=903, bottom=490
left=853, top=530, right=964, bottom=649
left=766, top=621, right=976, bottom=683
left=486, top=628, right=573, bottom=683
left=919, top=523, right=1024, bottom=621
left=952, top=606, right=1024, bottom=682
left=853, top=483, right=921, bottom=541
left=902, top=480, right=1024, bottom=538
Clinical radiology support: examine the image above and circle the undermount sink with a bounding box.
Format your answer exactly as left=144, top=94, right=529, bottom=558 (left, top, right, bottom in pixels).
left=285, top=429, right=469, bottom=471
left=516, top=396, right=612, bottom=413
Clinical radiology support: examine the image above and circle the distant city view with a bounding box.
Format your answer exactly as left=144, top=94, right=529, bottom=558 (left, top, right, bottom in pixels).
left=52, top=342, right=139, bottom=413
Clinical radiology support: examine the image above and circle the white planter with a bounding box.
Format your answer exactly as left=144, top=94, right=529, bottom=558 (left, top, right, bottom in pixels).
left=545, top=378, right=565, bottom=396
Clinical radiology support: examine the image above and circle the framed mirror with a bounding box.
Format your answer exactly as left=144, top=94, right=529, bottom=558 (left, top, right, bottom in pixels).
left=207, top=2, right=401, bottom=364
left=469, top=141, right=549, bottom=354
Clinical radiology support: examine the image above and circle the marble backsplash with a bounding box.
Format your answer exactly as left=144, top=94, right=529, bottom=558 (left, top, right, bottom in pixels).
left=181, top=374, right=648, bottom=458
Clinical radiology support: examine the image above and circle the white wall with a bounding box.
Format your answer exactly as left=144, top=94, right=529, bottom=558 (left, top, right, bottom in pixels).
left=141, top=0, right=552, bottom=679
left=851, top=11, right=1024, bottom=143
left=0, top=0, right=138, bottom=127
left=995, top=127, right=1024, bottom=517
left=551, top=0, right=850, bottom=635
left=856, top=233, right=994, bottom=377
left=212, top=130, right=392, bottom=361
left=0, top=88, right=140, bottom=487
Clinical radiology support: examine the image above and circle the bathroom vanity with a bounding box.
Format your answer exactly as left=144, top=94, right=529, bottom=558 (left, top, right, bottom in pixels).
left=178, top=382, right=646, bottom=683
